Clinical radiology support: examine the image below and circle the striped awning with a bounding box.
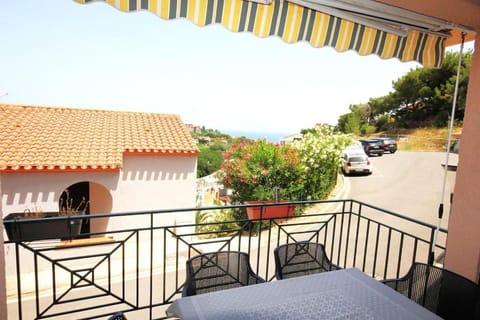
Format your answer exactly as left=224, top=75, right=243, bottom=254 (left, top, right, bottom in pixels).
left=75, top=0, right=446, bottom=68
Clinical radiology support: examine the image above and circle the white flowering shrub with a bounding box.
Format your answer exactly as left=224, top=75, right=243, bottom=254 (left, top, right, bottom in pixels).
left=293, top=124, right=354, bottom=199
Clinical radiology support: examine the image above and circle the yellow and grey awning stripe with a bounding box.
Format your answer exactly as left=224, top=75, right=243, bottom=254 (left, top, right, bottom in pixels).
left=75, top=0, right=446, bottom=68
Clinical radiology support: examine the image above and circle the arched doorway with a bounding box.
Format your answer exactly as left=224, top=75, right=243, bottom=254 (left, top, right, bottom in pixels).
left=59, top=182, right=90, bottom=235
left=88, top=182, right=113, bottom=235
left=59, top=181, right=113, bottom=237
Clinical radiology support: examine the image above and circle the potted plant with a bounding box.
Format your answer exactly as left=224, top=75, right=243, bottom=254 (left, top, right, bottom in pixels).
left=3, top=191, right=89, bottom=242
left=219, top=140, right=304, bottom=221
left=244, top=200, right=299, bottom=220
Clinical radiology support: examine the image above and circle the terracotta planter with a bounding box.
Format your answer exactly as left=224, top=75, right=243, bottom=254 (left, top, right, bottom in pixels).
left=3, top=212, right=83, bottom=242
left=245, top=200, right=298, bottom=221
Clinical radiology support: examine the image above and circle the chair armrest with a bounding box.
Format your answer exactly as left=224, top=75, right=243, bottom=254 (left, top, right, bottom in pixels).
left=181, top=282, right=190, bottom=297
left=254, top=275, right=266, bottom=283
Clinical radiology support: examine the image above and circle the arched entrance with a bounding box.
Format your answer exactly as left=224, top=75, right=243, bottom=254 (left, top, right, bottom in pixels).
left=59, top=181, right=112, bottom=237
left=59, top=182, right=90, bottom=235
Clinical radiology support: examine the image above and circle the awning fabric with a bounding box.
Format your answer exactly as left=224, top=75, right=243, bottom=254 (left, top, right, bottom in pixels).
left=75, top=0, right=446, bottom=68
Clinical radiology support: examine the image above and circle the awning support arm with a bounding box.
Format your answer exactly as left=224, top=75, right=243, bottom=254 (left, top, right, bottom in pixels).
left=429, top=32, right=466, bottom=265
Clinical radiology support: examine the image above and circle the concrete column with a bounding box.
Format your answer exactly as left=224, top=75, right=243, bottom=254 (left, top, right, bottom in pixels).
left=444, top=34, right=480, bottom=282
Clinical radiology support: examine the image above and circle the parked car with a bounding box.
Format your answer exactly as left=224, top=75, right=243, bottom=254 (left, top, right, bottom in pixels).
left=371, top=137, right=397, bottom=153
left=341, top=153, right=372, bottom=175
left=359, top=139, right=384, bottom=156
left=343, top=141, right=365, bottom=155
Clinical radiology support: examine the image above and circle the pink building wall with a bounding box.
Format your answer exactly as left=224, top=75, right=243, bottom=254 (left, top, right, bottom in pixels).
left=444, top=35, right=480, bottom=282
left=380, top=0, right=480, bottom=282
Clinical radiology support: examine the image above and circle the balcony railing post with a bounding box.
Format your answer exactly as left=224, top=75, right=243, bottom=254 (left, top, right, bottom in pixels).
left=15, top=242, right=23, bottom=320
left=428, top=226, right=436, bottom=265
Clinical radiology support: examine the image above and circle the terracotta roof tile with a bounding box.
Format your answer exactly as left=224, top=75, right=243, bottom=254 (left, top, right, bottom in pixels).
left=0, top=104, right=199, bottom=172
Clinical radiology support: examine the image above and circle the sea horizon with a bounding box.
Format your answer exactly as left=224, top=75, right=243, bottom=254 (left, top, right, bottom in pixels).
left=222, top=130, right=293, bottom=143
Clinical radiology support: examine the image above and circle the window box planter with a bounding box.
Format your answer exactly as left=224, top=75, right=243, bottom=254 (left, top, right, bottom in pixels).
left=244, top=201, right=298, bottom=221
left=3, top=212, right=83, bottom=242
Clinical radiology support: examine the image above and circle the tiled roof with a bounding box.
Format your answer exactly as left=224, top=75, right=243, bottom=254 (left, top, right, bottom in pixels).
left=0, top=104, right=199, bottom=172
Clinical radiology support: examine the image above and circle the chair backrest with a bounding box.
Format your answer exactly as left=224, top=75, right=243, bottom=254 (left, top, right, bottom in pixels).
left=182, top=251, right=265, bottom=297
left=108, top=312, right=127, bottom=320
left=273, top=241, right=339, bottom=280
left=383, top=262, right=480, bottom=320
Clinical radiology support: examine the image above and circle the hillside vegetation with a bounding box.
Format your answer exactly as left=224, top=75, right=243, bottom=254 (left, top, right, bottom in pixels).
left=337, top=51, right=471, bottom=136
left=369, top=127, right=462, bottom=152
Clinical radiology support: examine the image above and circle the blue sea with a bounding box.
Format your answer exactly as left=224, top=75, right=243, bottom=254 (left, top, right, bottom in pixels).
left=222, top=130, right=288, bottom=143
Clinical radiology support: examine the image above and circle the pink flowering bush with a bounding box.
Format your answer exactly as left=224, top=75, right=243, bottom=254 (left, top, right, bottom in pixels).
left=219, top=125, right=354, bottom=210
left=219, top=140, right=304, bottom=204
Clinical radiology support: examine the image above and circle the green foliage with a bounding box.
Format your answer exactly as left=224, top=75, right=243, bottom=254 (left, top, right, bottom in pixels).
left=193, top=128, right=246, bottom=178
left=195, top=209, right=240, bottom=238
left=219, top=126, right=353, bottom=220
left=300, top=127, right=317, bottom=135
left=360, top=124, right=376, bottom=135
left=210, top=141, right=229, bottom=152
left=338, top=112, right=361, bottom=134
left=220, top=140, right=304, bottom=205
left=197, top=145, right=224, bottom=178
left=375, top=114, right=395, bottom=131
left=191, top=127, right=230, bottom=140
left=293, top=124, right=354, bottom=200
left=337, top=103, right=370, bottom=134
left=336, top=51, right=471, bottom=131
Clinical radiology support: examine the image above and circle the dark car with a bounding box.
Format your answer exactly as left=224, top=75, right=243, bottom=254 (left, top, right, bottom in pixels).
left=359, top=139, right=384, bottom=156
left=372, top=137, right=397, bottom=153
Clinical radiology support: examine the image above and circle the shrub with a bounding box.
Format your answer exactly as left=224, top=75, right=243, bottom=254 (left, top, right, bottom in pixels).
left=195, top=208, right=240, bottom=238
left=218, top=125, right=353, bottom=220
left=293, top=124, right=354, bottom=200
left=219, top=140, right=304, bottom=204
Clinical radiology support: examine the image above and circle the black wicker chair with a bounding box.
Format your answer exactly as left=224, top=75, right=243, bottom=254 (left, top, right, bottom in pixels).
left=182, top=251, right=265, bottom=297
left=108, top=312, right=127, bottom=320
left=273, top=241, right=340, bottom=280
left=382, top=262, right=480, bottom=319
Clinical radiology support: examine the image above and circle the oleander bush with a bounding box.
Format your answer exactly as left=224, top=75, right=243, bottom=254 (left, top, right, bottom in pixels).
left=218, top=124, right=354, bottom=219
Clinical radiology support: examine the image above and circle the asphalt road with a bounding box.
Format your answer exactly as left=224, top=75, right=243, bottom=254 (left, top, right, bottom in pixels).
left=343, top=151, right=456, bottom=228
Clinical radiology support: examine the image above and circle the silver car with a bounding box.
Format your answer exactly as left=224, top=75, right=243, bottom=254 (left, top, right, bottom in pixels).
left=341, top=153, right=372, bottom=175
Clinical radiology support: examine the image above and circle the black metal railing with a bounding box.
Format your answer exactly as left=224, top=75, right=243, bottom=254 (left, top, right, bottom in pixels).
left=3, top=199, right=447, bottom=320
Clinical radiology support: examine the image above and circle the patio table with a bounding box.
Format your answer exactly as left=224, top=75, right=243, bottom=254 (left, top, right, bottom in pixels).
left=166, top=268, right=441, bottom=319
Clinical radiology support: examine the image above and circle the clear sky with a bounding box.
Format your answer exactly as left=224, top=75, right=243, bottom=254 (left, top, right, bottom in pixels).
left=1, top=0, right=464, bottom=137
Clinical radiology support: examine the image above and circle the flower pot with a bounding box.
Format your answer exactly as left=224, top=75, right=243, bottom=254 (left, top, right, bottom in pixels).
left=245, top=200, right=298, bottom=221
left=3, top=212, right=83, bottom=242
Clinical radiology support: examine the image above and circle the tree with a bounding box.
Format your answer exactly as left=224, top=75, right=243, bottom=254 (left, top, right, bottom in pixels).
left=336, top=51, right=471, bottom=130
left=337, top=104, right=366, bottom=134
left=392, top=51, right=471, bottom=128
left=197, top=146, right=224, bottom=178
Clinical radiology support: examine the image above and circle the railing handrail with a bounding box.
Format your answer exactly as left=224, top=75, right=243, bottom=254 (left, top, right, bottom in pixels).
left=346, top=199, right=448, bottom=232
left=3, top=199, right=447, bottom=237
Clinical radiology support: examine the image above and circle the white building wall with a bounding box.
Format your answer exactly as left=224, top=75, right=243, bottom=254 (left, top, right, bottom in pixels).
left=117, top=155, right=196, bottom=211
left=109, top=154, right=197, bottom=231
left=1, top=154, right=197, bottom=232
left=1, top=155, right=197, bottom=281
left=1, top=171, right=117, bottom=215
